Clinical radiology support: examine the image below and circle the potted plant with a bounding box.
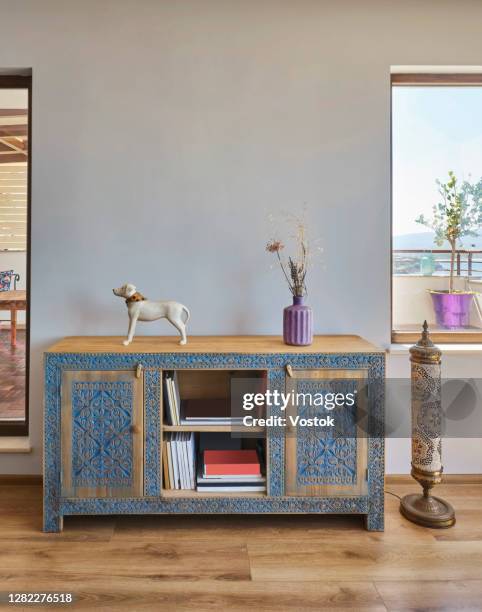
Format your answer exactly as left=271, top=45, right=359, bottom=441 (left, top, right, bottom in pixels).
left=266, top=215, right=320, bottom=345
left=416, top=171, right=482, bottom=329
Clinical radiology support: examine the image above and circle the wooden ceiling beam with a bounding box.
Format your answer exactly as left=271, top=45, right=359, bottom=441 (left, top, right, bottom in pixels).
left=0, top=137, right=27, bottom=156
left=0, top=125, right=27, bottom=137
left=0, top=109, right=27, bottom=117
left=0, top=152, right=27, bottom=163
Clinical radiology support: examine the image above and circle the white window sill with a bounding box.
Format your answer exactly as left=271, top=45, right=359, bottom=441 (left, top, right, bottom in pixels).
left=389, top=343, right=482, bottom=355
left=0, top=437, right=32, bottom=453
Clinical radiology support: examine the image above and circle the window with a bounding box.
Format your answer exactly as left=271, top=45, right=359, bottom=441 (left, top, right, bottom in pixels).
left=392, top=73, right=482, bottom=343
left=0, top=75, right=30, bottom=435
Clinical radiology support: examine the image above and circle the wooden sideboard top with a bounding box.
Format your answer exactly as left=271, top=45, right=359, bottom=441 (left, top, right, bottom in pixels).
left=46, top=335, right=384, bottom=354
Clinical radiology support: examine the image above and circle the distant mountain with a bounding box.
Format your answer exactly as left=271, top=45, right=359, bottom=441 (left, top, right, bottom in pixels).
left=393, top=232, right=482, bottom=251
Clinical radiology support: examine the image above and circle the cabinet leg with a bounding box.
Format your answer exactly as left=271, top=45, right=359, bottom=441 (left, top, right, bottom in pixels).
left=365, top=500, right=384, bottom=531
left=43, top=507, right=63, bottom=533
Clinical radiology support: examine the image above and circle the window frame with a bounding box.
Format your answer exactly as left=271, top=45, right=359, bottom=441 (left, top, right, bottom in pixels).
left=391, top=72, right=482, bottom=344
left=0, top=74, right=31, bottom=436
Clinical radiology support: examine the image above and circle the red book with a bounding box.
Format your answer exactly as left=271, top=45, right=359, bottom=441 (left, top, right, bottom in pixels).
left=203, top=450, right=261, bottom=476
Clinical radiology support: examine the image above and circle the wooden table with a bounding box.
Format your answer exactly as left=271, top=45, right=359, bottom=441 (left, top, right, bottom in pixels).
left=0, top=290, right=26, bottom=347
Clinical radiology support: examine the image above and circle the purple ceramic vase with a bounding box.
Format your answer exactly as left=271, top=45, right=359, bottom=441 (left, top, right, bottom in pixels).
left=283, top=296, right=313, bottom=346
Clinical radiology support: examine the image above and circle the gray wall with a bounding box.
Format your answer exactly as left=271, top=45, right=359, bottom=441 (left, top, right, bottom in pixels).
left=1, top=0, right=482, bottom=474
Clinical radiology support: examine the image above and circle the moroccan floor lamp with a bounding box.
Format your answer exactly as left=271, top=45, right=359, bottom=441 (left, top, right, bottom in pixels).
left=399, top=321, right=456, bottom=528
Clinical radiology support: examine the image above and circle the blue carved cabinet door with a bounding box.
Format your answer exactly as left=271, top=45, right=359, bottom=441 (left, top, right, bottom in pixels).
left=60, top=370, right=144, bottom=498
left=284, top=368, right=368, bottom=497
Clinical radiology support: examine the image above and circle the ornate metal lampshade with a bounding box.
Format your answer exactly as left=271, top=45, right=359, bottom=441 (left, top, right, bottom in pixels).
left=399, top=321, right=455, bottom=528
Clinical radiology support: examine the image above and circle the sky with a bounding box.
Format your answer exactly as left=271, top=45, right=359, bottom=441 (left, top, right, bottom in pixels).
left=392, top=86, right=482, bottom=237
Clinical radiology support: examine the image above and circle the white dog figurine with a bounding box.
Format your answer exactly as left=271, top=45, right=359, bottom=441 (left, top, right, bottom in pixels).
left=113, top=283, right=190, bottom=346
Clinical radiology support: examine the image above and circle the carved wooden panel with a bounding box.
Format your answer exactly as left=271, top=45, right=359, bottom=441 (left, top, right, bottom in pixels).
left=61, top=370, right=144, bottom=498
left=285, top=368, right=368, bottom=497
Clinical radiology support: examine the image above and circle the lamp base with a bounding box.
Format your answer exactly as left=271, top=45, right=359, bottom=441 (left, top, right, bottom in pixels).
left=400, top=493, right=456, bottom=528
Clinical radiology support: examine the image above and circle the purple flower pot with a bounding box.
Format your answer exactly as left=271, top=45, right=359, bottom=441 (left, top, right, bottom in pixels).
left=430, top=291, right=474, bottom=329
left=283, top=296, right=313, bottom=346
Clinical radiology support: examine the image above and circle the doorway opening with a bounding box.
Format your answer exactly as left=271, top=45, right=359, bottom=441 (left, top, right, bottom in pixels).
left=0, top=75, right=30, bottom=436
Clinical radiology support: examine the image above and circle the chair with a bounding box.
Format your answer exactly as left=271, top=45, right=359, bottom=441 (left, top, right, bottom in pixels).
left=0, top=270, right=20, bottom=292
left=0, top=271, right=20, bottom=329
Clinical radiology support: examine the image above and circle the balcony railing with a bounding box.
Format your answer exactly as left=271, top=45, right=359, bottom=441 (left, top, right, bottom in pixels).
left=393, top=249, right=482, bottom=277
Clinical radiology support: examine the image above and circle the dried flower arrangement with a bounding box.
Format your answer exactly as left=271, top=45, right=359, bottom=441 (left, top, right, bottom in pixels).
left=266, top=213, right=319, bottom=298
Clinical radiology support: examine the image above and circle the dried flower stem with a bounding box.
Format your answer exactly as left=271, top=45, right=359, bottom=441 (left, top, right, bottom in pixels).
left=276, top=249, right=294, bottom=292
left=266, top=218, right=312, bottom=297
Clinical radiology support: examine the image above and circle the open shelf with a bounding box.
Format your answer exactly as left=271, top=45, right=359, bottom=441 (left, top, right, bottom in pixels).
left=161, top=368, right=268, bottom=497
left=161, top=489, right=266, bottom=498
left=163, top=424, right=264, bottom=433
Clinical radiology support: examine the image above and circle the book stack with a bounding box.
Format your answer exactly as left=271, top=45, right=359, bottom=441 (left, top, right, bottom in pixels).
left=163, top=432, right=195, bottom=490
left=163, top=371, right=181, bottom=425
left=197, top=449, right=266, bottom=492
left=181, top=398, right=244, bottom=426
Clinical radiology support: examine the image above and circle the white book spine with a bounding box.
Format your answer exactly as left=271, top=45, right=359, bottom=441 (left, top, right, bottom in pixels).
left=163, top=377, right=172, bottom=425
left=188, top=433, right=195, bottom=489
left=182, top=433, right=189, bottom=489
left=168, top=378, right=178, bottom=426
left=177, top=433, right=184, bottom=489
left=165, top=374, right=175, bottom=426
left=173, top=372, right=181, bottom=424
left=177, top=433, right=187, bottom=489
left=171, top=434, right=180, bottom=489
left=166, top=440, right=174, bottom=490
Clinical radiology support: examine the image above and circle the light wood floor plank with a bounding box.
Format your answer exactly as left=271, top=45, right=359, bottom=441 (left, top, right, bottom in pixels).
left=0, top=540, right=250, bottom=581
left=0, top=577, right=386, bottom=611
left=385, top=483, right=482, bottom=511
left=0, top=514, right=115, bottom=542
left=433, top=509, right=482, bottom=542
left=375, top=579, right=482, bottom=611
left=247, top=541, right=482, bottom=582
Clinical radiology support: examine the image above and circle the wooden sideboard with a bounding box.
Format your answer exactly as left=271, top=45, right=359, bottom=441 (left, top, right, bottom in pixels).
left=44, top=335, right=385, bottom=532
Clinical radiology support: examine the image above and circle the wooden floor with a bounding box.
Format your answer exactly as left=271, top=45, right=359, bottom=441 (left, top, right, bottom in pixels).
left=0, top=483, right=482, bottom=611
left=0, top=328, right=25, bottom=420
